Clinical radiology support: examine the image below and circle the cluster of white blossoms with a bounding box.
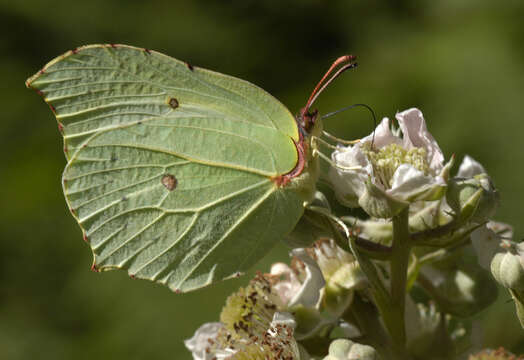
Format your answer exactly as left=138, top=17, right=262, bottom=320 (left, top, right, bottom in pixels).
left=186, top=240, right=371, bottom=360
left=186, top=108, right=522, bottom=359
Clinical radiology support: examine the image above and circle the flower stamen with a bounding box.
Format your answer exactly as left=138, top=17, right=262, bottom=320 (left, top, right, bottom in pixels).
left=362, top=143, right=430, bottom=188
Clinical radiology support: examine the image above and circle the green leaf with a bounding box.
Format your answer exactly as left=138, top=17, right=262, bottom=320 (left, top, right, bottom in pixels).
left=27, top=44, right=315, bottom=292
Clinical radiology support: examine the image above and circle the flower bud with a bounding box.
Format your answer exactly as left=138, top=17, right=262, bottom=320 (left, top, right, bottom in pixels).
left=323, top=339, right=378, bottom=360
left=446, top=174, right=499, bottom=223
left=490, top=241, right=524, bottom=291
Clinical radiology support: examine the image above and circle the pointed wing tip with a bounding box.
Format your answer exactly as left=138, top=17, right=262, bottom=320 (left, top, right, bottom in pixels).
left=25, top=76, right=34, bottom=89
left=25, top=69, right=44, bottom=90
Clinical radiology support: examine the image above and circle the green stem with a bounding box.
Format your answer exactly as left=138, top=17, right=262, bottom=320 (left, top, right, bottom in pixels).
left=310, top=206, right=412, bottom=357
left=389, top=206, right=411, bottom=347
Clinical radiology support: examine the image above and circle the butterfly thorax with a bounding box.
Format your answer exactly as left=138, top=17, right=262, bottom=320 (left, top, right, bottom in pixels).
left=271, top=110, right=321, bottom=206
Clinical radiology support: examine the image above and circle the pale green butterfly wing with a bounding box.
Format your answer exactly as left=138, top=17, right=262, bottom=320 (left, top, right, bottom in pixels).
left=27, top=44, right=306, bottom=292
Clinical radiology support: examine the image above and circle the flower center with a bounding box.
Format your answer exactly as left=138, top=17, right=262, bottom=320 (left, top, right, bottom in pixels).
left=362, top=143, right=429, bottom=188
left=228, top=323, right=298, bottom=360
left=214, top=274, right=299, bottom=359
left=220, top=274, right=278, bottom=340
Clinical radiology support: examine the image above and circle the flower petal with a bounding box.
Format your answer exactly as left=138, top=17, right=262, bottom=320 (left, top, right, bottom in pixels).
left=457, top=155, right=487, bottom=178
left=270, top=263, right=302, bottom=306
left=289, top=249, right=326, bottom=308
left=329, top=117, right=401, bottom=207
left=388, top=164, right=446, bottom=202
left=337, top=321, right=362, bottom=338
left=360, top=117, right=402, bottom=148
left=272, top=311, right=297, bottom=328
left=184, top=322, right=224, bottom=360
left=471, top=221, right=512, bottom=270
left=330, top=146, right=369, bottom=207
left=396, top=108, right=444, bottom=172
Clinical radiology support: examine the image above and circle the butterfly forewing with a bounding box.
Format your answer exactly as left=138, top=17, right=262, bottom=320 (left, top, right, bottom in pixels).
left=27, top=44, right=305, bottom=292
left=28, top=44, right=299, bottom=175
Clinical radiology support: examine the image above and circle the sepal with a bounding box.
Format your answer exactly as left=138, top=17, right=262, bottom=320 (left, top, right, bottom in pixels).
left=358, top=177, right=409, bottom=218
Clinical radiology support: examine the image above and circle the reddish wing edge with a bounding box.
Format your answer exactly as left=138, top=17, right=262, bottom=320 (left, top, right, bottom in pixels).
left=271, top=137, right=306, bottom=187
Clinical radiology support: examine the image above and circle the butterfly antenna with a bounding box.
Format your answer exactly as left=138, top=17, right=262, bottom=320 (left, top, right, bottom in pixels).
left=321, top=103, right=377, bottom=147
left=302, top=55, right=358, bottom=118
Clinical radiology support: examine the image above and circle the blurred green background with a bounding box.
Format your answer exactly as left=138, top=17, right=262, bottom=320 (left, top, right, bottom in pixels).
left=1, top=0, right=523, bottom=358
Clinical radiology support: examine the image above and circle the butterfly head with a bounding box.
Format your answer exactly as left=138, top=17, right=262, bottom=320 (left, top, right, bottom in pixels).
left=296, top=107, right=319, bottom=136
left=297, top=55, right=357, bottom=136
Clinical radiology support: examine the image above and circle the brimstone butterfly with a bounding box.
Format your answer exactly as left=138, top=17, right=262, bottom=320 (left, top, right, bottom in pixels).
left=26, top=44, right=356, bottom=293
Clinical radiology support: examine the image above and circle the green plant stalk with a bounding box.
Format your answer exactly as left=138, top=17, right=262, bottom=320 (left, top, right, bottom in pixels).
left=347, top=235, right=410, bottom=358
left=389, top=206, right=411, bottom=347
left=314, top=206, right=411, bottom=357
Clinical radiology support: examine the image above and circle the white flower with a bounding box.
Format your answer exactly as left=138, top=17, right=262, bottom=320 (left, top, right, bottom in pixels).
left=269, top=249, right=327, bottom=340
left=471, top=221, right=513, bottom=270
left=271, top=241, right=365, bottom=340
left=270, top=248, right=325, bottom=308
left=330, top=108, right=451, bottom=218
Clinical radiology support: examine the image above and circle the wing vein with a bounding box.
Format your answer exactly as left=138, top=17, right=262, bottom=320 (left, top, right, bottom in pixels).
left=174, top=186, right=275, bottom=289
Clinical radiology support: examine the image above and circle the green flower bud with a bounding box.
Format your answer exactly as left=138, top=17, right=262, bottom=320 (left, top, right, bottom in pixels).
left=446, top=174, right=499, bottom=223
left=490, top=241, right=524, bottom=291
left=323, top=339, right=378, bottom=360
